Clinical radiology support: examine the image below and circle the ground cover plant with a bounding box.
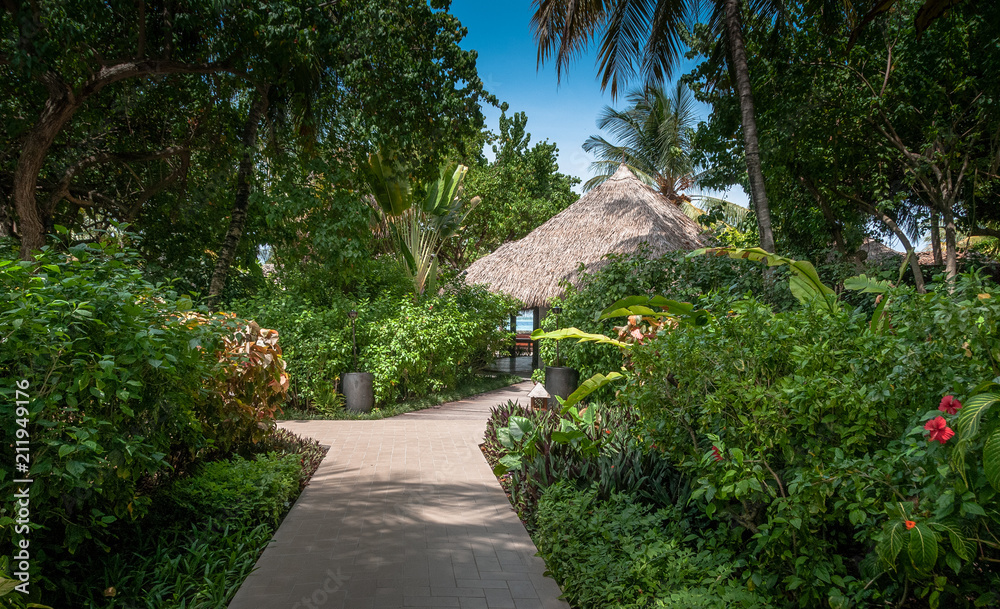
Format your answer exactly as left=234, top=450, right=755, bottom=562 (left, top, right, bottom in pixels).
left=63, top=429, right=328, bottom=608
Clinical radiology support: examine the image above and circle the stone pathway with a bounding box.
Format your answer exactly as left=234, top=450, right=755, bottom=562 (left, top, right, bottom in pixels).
left=228, top=381, right=570, bottom=609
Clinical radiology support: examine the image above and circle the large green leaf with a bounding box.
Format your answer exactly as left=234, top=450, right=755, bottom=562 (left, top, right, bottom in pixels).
left=932, top=522, right=972, bottom=561
left=561, top=372, right=624, bottom=410
left=688, top=247, right=837, bottom=313
left=597, top=295, right=710, bottom=326
left=984, top=427, right=1000, bottom=492
left=493, top=454, right=522, bottom=476
left=877, top=519, right=908, bottom=569
left=908, top=522, right=939, bottom=571
left=869, top=291, right=891, bottom=334
left=843, top=274, right=891, bottom=293
left=422, top=163, right=467, bottom=217
left=530, top=327, right=628, bottom=348
left=957, top=392, right=1000, bottom=439
left=508, top=416, right=534, bottom=442
left=363, top=151, right=411, bottom=216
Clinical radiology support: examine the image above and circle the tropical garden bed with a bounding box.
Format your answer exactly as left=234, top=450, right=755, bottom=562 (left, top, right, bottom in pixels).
left=483, top=250, right=1000, bottom=609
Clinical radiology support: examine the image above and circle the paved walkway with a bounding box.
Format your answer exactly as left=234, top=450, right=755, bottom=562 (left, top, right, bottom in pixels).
left=229, top=381, right=570, bottom=609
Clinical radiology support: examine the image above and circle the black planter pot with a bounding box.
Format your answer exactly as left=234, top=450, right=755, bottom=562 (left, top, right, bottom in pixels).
left=544, top=366, right=579, bottom=410
left=343, top=372, right=374, bottom=413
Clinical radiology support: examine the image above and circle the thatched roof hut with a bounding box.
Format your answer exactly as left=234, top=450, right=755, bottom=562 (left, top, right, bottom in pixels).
left=463, top=164, right=705, bottom=308
left=860, top=238, right=902, bottom=263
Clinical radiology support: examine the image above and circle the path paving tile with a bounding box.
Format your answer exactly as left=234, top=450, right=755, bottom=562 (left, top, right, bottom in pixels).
left=228, top=382, right=569, bottom=609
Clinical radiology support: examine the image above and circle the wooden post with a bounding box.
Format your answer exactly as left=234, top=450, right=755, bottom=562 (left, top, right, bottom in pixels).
left=531, top=306, right=540, bottom=371
left=509, top=313, right=517, bottom=359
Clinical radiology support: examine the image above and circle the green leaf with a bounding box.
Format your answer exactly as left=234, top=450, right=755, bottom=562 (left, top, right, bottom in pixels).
left=877, top=520, right=908, bottom=569
left=957, top=392, right=1000, bottom=439
left=946, top=552, right=962, bottom=574
left=508, top=416, right=534, bottom=442
left=597, top=295, right=710, bottom=326
left=497, top=454, right=521, bottom=473
left=65, top=460, right=87, bottom=477
left=363, top=150, right=412, bottom=216
left=962, top=501, right=986, bottom=517
left=530, top=327, right=628, bottom=348
left=844, top=274, right=891, bottom=293
left=870, top=293, right=891, bottom=334
left=984, top=427, right=1000, bottom=491
left=0, top=576, right=19, bottom=596
left=908, top=522, right=939, bottom=570
left=58, top=444, right=76, bottom=458
left=948, top=528, right=971, bottom=561
left=561, top=372, right=624, bottom=410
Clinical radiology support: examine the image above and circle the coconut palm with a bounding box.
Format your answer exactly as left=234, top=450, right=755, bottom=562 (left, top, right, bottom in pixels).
left=583, top=82, right=697, bottom=201
left=531, top=0, right=778, bottom=253
left=583, top=82, right=750, bottom=229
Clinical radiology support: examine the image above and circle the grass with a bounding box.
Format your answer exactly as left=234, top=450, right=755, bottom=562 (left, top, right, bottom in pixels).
left=278, top=373, right=524, bottom=420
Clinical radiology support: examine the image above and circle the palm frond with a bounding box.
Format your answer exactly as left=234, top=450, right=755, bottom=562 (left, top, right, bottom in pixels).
left=689, top=194, right=750, bottom=227
left=532, top=0, right=609, bottom=84
left=584, top=80, right=699, bottom=197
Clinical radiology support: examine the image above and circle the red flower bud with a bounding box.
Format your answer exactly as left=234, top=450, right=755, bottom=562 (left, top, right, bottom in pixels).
left=711, top=446, right=724, bottom=462
left=904, top=520, right=916, bottom=530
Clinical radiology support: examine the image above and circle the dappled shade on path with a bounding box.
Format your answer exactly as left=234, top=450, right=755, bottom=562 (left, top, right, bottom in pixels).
left=228, top=382, right=568, bottom=609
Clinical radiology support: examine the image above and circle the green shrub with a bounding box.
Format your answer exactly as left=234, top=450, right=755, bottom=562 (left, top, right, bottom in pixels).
left=483, top=400, right=685, bottom=523
left=624, top=273, right=1000, bottom=607
left=170, top=453, right=302, bottom=525
left=50, top=426, right=322, bottom=608
left=234, top=282, right=518, bottom=406
left=0, top=240, right=287, bottom=565
left=538, top=249, right=795, bottom=396
left=534, top=482, right=768, bottom=609
left=249, top=428, right=327, bottom=490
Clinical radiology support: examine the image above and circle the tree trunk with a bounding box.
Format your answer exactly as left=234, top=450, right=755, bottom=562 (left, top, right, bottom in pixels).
left=724, top=0, right=775, bottom=254
left=942, top=203, right=958, bottom=284
left=930, top=210, right=943, bottom=265
left=206, top=85, right=270, bottom=306
left=12, top=61, right=224, bottom=260
left=14, top=95, right=78, bottom=258
left=0, top=192, right=12, bottom=239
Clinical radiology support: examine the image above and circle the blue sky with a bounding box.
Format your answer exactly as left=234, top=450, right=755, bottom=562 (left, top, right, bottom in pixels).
left=448, top=0, right=751, bottom=209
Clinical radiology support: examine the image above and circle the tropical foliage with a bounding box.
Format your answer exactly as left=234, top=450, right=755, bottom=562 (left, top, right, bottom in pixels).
left=494, top=244, right=1000, bottom=607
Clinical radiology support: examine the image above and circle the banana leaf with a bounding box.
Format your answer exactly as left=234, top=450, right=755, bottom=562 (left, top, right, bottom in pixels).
left=597, top=295, right=710, bottom=326
left=530, top=327, right=629, bottom=348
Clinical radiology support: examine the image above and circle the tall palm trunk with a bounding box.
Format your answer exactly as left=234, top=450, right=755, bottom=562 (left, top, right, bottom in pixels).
left=207, top=84, right=270, bottom=305
left=723, top=0, right=775, bottom=254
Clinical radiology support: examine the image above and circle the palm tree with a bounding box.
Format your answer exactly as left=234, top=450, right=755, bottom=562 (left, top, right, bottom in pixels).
left=531, top=0, right=777, bottom=253
left=583, top=82, right=696, bottom=201
left=583, top=82, right=750, bottom=229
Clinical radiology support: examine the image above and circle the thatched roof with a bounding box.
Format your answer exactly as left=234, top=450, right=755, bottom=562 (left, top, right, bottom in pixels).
left=463, top=164, right=705, bottom=308
left=860, top=238, right=902, bottom=263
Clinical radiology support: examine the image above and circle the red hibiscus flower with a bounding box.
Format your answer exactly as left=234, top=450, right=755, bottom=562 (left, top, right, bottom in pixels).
left=905, top=520, right=916, bottom=530
left=924, top=416, right=955, bottom=444
left=711, top=446, right=724, bottom=462
left=939, top=395, right=962, bottom=415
